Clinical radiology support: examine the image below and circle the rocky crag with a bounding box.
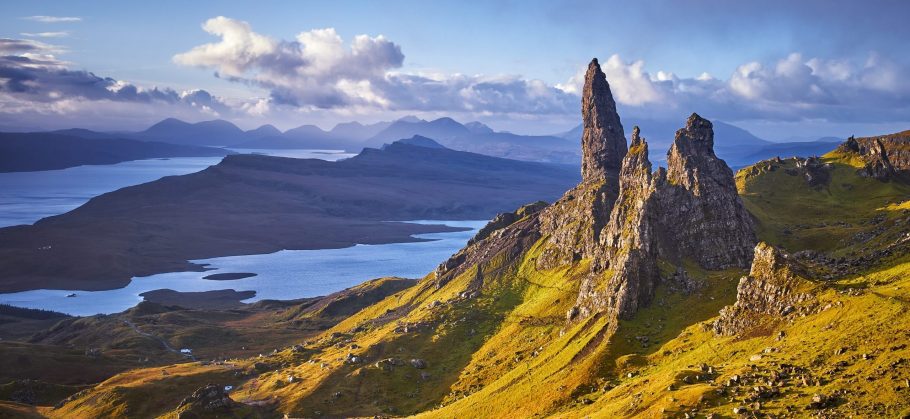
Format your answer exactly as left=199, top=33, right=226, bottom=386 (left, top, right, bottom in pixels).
left=440, top=58, right=755, bottom=324
left=714, top=242, right=818, bottom=335
left=839, top=131, right=910, bottom=180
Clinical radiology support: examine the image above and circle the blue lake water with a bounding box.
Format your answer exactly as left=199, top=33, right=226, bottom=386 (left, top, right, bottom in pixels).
left=226, top=148, right=358, bottom=160
left=0, top=220, right=483, bottom=316
left=0, top=148, right=483, bottom=316
left=0, top=150, right=354, bottom=228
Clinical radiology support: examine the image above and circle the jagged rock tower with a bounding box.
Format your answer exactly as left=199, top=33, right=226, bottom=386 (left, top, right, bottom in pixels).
left=580, top=58, right=628, bottom=182
left=571, top=113, right=756, bottom=320
left=536, top=58, right=628, bottom=268
left=439, top=57, right=755, bottom=325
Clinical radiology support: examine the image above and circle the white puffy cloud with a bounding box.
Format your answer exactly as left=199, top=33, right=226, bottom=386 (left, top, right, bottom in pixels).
left=174, top=17, right=575, bottom=115
left=174, top=17, right=404, bottom=109
left=1, top=15, right=908, bottom=133
left=557, top=52, right=910, bottom=124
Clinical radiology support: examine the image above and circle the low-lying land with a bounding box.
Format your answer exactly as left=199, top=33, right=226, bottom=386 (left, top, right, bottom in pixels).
left=0, top=132, right=231, bottom=173
left=0, top=138, right=578, bottom=293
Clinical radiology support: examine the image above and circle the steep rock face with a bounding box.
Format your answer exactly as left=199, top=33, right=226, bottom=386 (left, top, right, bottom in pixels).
left=467, top=201, right=547, bottom=247
left=438, top=65, right=754, bottom=325
left=537, top=58, right=627, bottom=269
left=713, top=242, right=816, bottom=335
left=580, top=58, right=628, bottom=183
left=655, top=114, right=756, bottom=270
left=574, top=127, right=660, bottom=319
left=572, top=116, right=756, bottom=320
left=536, top=182, right=614, bottom=268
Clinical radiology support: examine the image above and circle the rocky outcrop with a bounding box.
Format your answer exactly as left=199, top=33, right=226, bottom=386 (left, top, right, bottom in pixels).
left=536, top=181, right=615, bottom=268
left=739, top=156, right=833, bottom=188
left=839, top=131, right=910, bottom=181
left=799, top=156, right=832, bottom=187
left=438, top=60, right=754, bottom=325
left=435, top=204, right=544, bottom=289
left=713, top=242, right=816, bottom=335
left=537, top=58, right=627, bottom=269
left=574, top=127, right=660, bottom=319
left=175, top=384, right=240, bottom=419
left=467, top=201, right=547, bottom=247
left=572, top=115, right=756, bottom=320
left=654, top=114, right=756, bottom=270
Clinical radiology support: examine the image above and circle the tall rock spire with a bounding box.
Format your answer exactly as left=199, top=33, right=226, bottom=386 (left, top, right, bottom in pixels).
left=581, top=58, right=627, bottom=183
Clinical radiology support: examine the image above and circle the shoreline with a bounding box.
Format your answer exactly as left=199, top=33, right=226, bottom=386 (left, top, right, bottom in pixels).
left=0, top=221, right=483, bottom=316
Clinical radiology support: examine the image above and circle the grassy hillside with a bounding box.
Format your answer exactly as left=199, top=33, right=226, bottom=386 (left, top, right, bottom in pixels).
left=8, top=145, right=910, bottom=418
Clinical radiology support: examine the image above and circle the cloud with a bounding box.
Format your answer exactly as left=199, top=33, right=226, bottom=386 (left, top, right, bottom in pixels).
left=174, top=17, right=404, bottom=109
left=557, top=55, right=664, bottom=106
left=0, top=38, right=61, bottom=54
left=174, top=17, right=575, bottom=115
left=175, top=17, right=910, bottom=127
left=557, top=52, right=910, bottom=124
left=21, top=16, right=81, bottom=23
left=20, top=32, right=70, bottom=38
left=0, top=37, right=233, bottom=129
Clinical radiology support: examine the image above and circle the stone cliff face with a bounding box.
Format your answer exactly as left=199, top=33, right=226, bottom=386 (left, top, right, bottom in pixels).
left=572, top=116, right=756, bottom=320
left=713, top=242, right=817, bottom=335
left=839, top=131, right=910, bottom=181
left=654, top=114, right=756, bottom=270
left=574, top=127, right=660, bottom=319
left=435, top=202, right=545, bottom=289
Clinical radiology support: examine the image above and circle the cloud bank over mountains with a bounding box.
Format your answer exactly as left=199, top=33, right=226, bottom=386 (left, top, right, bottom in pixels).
left=558, top=52, right=909, bottom=124
left=0, top=15, right=907, bottom=133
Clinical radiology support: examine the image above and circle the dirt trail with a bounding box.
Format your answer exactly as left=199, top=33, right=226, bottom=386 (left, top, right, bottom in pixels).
left=122, top=320, right=196, bottom=360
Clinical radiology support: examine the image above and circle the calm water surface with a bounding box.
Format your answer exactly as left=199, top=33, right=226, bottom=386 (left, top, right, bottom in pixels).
left=0, top=150, right=353, bottom=227
left=0, top=220, right=483, bottom=316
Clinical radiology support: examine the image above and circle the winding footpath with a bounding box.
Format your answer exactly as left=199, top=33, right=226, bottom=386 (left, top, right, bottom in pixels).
left=122, top=319, right=196, bottom=361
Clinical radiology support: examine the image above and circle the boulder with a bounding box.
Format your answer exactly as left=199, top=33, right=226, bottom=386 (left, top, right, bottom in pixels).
left=175, top=384, right=239, bottom=418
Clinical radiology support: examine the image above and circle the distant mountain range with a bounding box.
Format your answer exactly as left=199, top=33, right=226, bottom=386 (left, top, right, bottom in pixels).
left=42, top=116, right=578, bottom=164
left=13, top=115, right=845, bottom=170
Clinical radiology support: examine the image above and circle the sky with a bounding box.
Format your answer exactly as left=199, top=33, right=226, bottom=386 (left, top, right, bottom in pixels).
left=1, top=0, right=908, bottom=140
